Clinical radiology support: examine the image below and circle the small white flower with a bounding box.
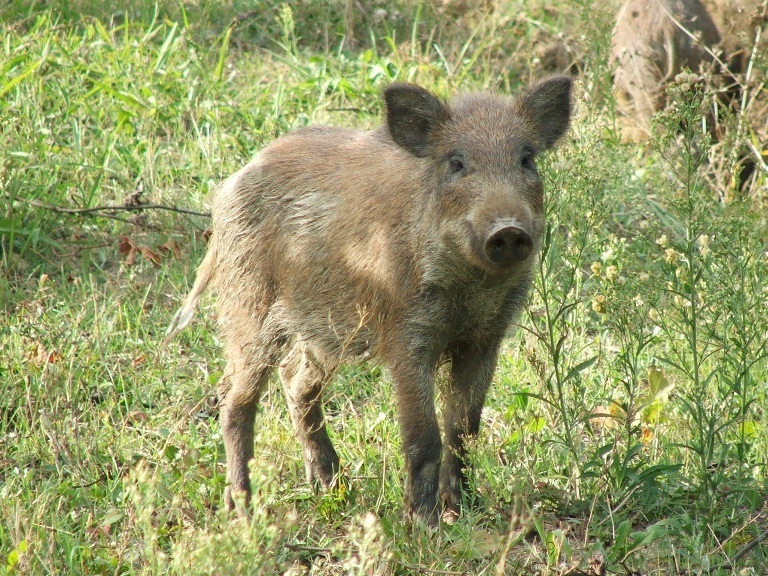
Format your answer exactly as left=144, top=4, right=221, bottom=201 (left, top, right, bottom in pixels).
left=665, top=248, right=678, bottom=264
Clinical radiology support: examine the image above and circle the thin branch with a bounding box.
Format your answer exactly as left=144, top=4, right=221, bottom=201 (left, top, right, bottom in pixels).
left=8, top=194, right=211, bottom=218
left=727, top=526, right=768, bottom=568
left=710, top=518, right=768, bottom=573
left=745, top=138, right=768, bottom=173
left=389, top=559, right=468, bottom=576
left=284, top=543, right=334, bottom=555
left=327, top=107, right=365, bottom=113
left=59, top=203, right=210, bottom=218
left=80, top=212, right=136, bottom=224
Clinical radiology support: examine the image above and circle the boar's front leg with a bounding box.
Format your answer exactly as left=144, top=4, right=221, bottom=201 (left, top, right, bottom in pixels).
left=439, top=340, right=500, bottom=519
left=279, top=340, right=340, bottom=489
left=390, top=355, right=443, bottom=526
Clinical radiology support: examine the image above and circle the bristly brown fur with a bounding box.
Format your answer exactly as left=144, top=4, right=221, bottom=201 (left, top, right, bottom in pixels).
left=610, top=0, right=766, bottom=142
left=167, top=77, right=572, bottom=526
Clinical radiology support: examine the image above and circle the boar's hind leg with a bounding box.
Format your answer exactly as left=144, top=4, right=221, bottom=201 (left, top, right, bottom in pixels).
left=439, top=341, right=499, bottom=518
left=390, top=359, right=442, bottom=526
left=279, top=340, right=339, bottom=489
left=220, top=313, right=289, bottom=514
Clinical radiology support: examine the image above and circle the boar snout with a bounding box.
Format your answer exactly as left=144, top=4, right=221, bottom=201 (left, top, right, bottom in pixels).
left=484, top=222, right=534, bottom=265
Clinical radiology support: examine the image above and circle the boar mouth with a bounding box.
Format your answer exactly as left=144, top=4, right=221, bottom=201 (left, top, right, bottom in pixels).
left=483, top=222, right=534, bottom=266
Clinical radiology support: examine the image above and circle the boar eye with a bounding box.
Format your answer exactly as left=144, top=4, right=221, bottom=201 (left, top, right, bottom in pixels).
left=521, top=150, right=536, bottom=172
left=449, top=157, right=466, bottom=175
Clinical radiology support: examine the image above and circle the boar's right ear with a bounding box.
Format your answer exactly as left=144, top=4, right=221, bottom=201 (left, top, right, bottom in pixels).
left=384, top=84, right=450, bottom=158
left=521, top=75, right=573, bottom=150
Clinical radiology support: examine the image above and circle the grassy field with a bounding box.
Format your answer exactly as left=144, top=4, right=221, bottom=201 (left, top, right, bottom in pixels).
left=1, top=0, right=767, bottom=574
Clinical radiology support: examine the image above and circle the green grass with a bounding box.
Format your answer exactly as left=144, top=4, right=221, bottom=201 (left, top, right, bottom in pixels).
left=2, top=1, right=767, bottom=574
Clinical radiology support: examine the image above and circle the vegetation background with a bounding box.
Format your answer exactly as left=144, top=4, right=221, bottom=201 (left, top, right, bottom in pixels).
left=1, top=0, right=767, bottom=574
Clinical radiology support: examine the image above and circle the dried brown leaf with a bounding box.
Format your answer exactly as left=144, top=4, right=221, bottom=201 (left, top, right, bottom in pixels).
left=118, top=235, right=135, bottom=255
left=138, top=245, right=161, bottom=268
left=160, top=238, right=182, bottom=259
left=124, top=247, right=138, bottom=266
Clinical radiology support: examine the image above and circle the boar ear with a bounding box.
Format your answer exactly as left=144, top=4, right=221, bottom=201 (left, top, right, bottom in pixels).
left=384, top=83, right=450, bottom=158
left=521, top=75, right=572, bottom=150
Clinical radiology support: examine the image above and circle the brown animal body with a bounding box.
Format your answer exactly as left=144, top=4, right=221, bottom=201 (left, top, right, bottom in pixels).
left=611, top=0, right=721, bottom=139
left=703, top=0, right=767, bottom=74
left=166, top=77, right=572, bottom=525
left=611, top=0, right=767, bottom=141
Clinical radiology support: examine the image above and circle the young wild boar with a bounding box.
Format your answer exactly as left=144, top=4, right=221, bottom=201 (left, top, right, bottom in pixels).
left=166, top=76, right=572, bottom=525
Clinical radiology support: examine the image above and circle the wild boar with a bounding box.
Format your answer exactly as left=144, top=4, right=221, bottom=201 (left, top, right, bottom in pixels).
left=165, top=76, right=572, bottom=525
left=611, top=0, right=767, bottom=143
left=610, top=0, right=721, bottom=141
left=702, top=0, right=767, bottom=75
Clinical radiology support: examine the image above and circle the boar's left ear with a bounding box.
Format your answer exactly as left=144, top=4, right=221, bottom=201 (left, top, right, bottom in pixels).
left=384, top=83, right=450, bottom=158
left=521, top=75, right=572, bottom=150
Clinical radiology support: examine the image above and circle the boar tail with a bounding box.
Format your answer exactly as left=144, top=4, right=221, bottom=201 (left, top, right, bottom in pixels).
left=162, top=243, right=217, bottom=348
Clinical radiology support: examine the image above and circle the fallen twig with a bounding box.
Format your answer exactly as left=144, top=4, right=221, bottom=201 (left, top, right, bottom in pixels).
left=710, top=522, right=768, bottom=573
left=284, top=543, right=334, bottom=555
left=16, top=196, right=211, bottom=218
left=726, top=526, right=768, bottom=568
left=389, top=559, right=468, bottom=576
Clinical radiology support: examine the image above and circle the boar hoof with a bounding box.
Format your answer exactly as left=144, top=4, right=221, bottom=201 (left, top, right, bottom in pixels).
left=441, top=507, right=460, bottom=525
left=408, top=506, right=441, bottom=530
left=224, top=486, right=251, bottom=517
left=303, top=444, right=340, bottom=490
left=484, top=224, right=533, bottom=264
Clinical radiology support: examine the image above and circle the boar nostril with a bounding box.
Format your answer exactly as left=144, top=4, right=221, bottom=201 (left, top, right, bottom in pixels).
left=484, top=226, right=533, bottom=265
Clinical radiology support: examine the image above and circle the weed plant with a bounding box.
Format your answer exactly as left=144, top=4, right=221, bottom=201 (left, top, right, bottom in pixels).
left=1, top=1, right=767, bottom=574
